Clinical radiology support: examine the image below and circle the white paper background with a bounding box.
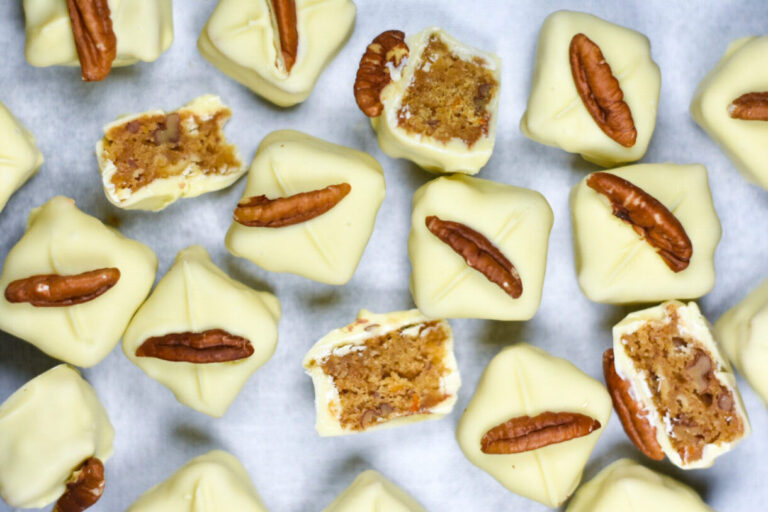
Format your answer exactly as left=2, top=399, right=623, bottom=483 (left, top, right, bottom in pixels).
left=1, top=1, right=767, bottom=510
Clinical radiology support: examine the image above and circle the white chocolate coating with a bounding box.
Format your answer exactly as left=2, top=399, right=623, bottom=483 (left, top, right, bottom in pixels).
left=123, top=245, right=281, bottom=418
left=520, top=10, right=660, bottom=167
left=96, top=95, right=245, bottom=212
left=691, top=36, right=768, bottom=190
left=570, top=163, right=720, bottom=304
left=613, top=301, right=751, bottom=469
left=322, top=470, right=426, bottom=512
left=303, top=309, right=460, bottom=437
left=409, top=175, right=553, bottom=320
left=0, top=196, right=157, bottom=367
left=566, top=458, right=714, bottom=512
left=127, top=450, right=268, bottom=512
left=716, top=276, right=768, bottom=405
left=0, top=101, right=43, bottom=214
left=0, top=365, right=114, bottom=509
left=225, top=130, right=385, bottom=285
left=23, top=0, right=173, bottom=68
left=198, top=0, right=355, bottom=107
left=456, top=344, right=611, bottom=507
left=372, top=27, right=501, bottom=174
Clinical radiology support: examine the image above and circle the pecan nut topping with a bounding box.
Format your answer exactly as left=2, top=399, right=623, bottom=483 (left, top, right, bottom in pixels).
left=136, top=329, right=255, bottom=363
left=354, top=30, right=409, bottom=117
left=5, top=268, right=120, bottom=307
left=425, top=216, right=522, bottom=298
left=270, top=0, right=298, bottom=72
left=481, top=411, right=601, bottom=454
left=603, top=349, right=664, bottom=460
left=53, top=457, right=105, bottom=512
left=66, top=0, right=117, bottom=81
left=234, top=182, right=351, bottom=228
left=728, top=92, right=768, bottom=121
left=569, top=33, right=636, bottom=147
left=587, top=172, right=692, bottom=272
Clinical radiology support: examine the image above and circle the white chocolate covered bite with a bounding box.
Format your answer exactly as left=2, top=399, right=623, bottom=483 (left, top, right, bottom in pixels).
left=456, top=344, right=611, bottom=508
left=127, top=451, right=268, bottom=512
left=570, top=163, right=720, bottom=304
left=198, top=0, right=355, bottom=107
left=691, top=36, right=768, bottom=190
left=322, top=470, right=425, bottom=512
left=354, top=28, right=501, bottom=174
left=520, top=10, right=660, bottom=167
left=409, top=175, right=553, bottom=321
left=0, top=101, right=43, bottom=214
left=96, top=95, right=244, bottom=211
left=0, top=365, right=114, bottom=510
left=123, top=245, right=280, bottom=418
left=303, top=309, right=460, bottom=436
left=0, top=196, right=157, bottom=367
left=566, top=459, right=715, bottom=512
left=225, top=130, right=385, bottom=285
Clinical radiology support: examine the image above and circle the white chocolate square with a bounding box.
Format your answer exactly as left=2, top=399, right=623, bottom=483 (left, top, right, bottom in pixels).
left=23, top=0, right=173, bottom=68
left=0, top=101, right=43, bottom=213
left=520, top=10, right=660, bottom=167
left=122, top=246, right=281, bottom=418
left=571, top=163, right=720, bottom=304
left=456, top=344, right=611, bottom=508
left=225, top=130, right=385, bottom=285
left=0, top=196, right=157, bottom=367
left=127, top=451, right=268, bottom=512
left=198, top=0, right=355, bottom=107
left=322, top=470, right=426, bottom=512
left=691, top=36, right=768, bottom=189
left=409, top=175, right=553, bottom=320
left=0, top=365, right=114, bottom=509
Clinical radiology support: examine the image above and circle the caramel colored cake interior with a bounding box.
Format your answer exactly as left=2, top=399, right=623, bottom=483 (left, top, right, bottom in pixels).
left=318, top=321, right=451, bottom=430
left=397, top=35, right=497, bottom=146
left=620, top=305, right=744, bottom=463
left=103, top=109, right=240, bottom=192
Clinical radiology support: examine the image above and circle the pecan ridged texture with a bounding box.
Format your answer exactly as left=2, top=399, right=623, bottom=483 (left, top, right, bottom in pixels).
left=587, top=172, right=692, bottom=272
left=728, top=92, right=768, bottom=121
left=234, top=182, right=351, bottom=228
left=481, top=411, right=601, bottom=454
left=5, top=268, right=120, bottom=307
left=66, top=0, right=117, bottom=81
left=569, top=33, right=636, bottom=147
left=354, top=30, right=409, bottom=117
left=54, top=457, right=105, bottom=512
left=425, top=216, right=522, bottom=298
left=603, top=349, right=665, bottom=461
left=136, top=329, right=255, bottom=363
left=270, top=0, right=298, bottom=72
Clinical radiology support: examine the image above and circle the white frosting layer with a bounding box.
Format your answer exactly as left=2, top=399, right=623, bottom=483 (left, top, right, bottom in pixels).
left=0, top=101, right=43, bottom=213
left=322, top=470, right=426, bottom=512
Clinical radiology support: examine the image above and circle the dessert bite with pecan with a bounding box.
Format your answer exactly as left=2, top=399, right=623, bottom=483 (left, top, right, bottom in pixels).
left=354, top=27, right=501, bottom=174
left=0, top=101, right=43, bottom=214
left=322, top=470, right=426, bottom=512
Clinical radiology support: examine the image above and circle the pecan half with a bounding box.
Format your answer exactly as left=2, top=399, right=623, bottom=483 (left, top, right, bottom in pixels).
left=728, top=92, right=768, bottom=121
left=136, top=329, right=254, bottom=363
left=603, top=349, right=664, bottom=460
left=5, top=268, right=120, bottom=307
left=354, top=30, right=409, bottom=117
left=587, top=172, right=692, bottom=272
left=66, top=0, right=117, bottom=81
left=569, top=33, right=636, bottom=147
left=481, top=411, right=600, bottom=454
left=54, top=457, right=105, bottom=512
left=234, top=183, right=351, bottom=228
left=425, top=216, right=522, bottom=298
left=270, top=0, right=298, bottom=72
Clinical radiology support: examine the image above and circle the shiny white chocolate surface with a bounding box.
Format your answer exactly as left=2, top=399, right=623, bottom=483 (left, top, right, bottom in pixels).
left=322, top=470, right=426, bottom=512
left=0, top=101, right=43, bottom=214
left=198, top=0, right=355, bottom=107
left=409, top=175, right=553, bottom=320
left=456, top=344, right=612, bottom=508
left=0, top=196, right=157, bottom=367
left=570, top=163, right=720, bottom=304
left=123, top=245, right=281, bottom=418
left=226, top=130, right=385, bottom=285
left=0, top=365, right=114, bottom=509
